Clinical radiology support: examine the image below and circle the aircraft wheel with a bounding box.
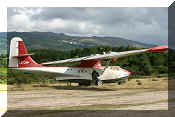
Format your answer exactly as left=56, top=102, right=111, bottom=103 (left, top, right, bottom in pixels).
left=97, top=80, right=103, bottom=86
left=118, top=81, right=122, bottom=85
left=78, top=82, right=83, bottom=86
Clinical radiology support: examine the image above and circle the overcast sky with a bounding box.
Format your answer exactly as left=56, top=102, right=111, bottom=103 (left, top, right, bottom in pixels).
left=7, top=7, right=168, bottom=45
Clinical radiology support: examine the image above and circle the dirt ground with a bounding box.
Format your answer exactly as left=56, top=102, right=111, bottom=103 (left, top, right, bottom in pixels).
left=8, top=88, right=171, bottom=110
left=3, top=78, right=175, bottom=117
left=7, top=78, right=175, bottom=111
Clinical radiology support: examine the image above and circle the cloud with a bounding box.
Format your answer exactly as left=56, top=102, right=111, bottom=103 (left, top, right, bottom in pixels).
left=7, top=7, right=168, bottom=45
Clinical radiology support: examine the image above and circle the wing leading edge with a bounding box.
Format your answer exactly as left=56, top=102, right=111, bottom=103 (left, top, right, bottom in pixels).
left=42, top=46, right=168, bottom=65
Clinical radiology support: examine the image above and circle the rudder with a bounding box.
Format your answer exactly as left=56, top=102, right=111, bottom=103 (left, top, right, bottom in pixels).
left=8, top=37, right=42, bottom=68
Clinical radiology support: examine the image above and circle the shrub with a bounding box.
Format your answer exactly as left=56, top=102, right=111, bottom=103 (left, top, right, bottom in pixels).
left=137, top=82, right=142, bottom=85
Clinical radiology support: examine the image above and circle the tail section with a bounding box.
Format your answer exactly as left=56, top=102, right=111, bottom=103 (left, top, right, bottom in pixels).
left=9, top=37, right=42, bottom=68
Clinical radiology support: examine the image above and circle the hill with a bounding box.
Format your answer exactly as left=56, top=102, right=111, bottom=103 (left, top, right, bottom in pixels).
left=6, top=32, right=155, bottom=51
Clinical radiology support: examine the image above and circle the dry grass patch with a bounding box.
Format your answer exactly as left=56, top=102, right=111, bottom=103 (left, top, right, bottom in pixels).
left=7, top=77, right=170, bottom=91
left=101, top=77, right=168, bottom=90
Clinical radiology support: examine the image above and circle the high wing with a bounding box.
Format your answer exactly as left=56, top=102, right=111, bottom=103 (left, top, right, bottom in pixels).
left=42, top=46, right=168, bottom=65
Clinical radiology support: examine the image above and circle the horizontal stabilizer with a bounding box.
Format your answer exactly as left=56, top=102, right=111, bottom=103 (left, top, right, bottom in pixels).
left=13, top=53, right=34, bottom=58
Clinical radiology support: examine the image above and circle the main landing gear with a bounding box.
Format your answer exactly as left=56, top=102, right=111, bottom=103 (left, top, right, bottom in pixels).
left=91, top=71, right=103, bottom=86
left=78, top=71, right=103, bottom=86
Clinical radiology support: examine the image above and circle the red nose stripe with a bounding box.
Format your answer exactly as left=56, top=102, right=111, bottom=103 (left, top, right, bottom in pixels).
left=121, top=68, right=131, bottom=76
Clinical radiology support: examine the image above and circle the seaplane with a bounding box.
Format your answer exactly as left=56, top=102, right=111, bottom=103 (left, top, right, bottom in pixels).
left=8, top=37, right=168, bottom=86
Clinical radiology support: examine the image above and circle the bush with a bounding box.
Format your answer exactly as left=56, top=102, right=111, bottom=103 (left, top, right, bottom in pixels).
left=137, top=82, right=142, bottom=85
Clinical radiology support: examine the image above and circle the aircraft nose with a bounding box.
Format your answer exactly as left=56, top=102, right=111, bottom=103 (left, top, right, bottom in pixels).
left=122, top=69, right=131, bottom=76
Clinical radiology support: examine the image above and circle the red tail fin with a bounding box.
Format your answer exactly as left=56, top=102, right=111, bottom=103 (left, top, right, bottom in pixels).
left=9, top=37, right=42, bottom=68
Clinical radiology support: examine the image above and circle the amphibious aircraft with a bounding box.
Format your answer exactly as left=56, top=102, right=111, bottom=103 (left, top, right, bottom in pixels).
left=8, top=37, right=168, bottom=86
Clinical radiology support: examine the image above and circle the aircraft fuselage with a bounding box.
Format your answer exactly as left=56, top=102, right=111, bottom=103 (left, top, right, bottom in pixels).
left=14, top=66, right=130, bottom=82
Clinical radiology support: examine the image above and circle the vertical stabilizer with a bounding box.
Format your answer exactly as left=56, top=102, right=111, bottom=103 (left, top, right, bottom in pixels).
left=8, top=37, right=42, bottom=68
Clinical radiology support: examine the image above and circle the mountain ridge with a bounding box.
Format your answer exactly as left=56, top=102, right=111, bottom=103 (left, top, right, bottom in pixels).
left=1, top=32, right=156, bottom=51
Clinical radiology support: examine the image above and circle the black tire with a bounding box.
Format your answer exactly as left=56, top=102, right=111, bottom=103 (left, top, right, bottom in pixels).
left=78, top=82, right=83, bottom=86
left=118, top=81, right=122, bottom=85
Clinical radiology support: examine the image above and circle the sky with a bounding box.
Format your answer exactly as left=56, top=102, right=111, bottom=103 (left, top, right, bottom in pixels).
left=7, top=7, right=168, bottom=45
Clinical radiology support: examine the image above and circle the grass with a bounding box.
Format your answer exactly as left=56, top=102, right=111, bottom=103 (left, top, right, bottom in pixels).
left=7, top=77, right=170, bottom=91
left=0, top=67, right=7, bottom=84
left=0, top=67, right=7, bottom=73
left=0, top=67, right=7, bottom=76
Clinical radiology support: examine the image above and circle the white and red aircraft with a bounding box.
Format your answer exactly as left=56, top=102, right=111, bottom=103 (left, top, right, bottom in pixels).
left=9, top=37, right=168, bottom=86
